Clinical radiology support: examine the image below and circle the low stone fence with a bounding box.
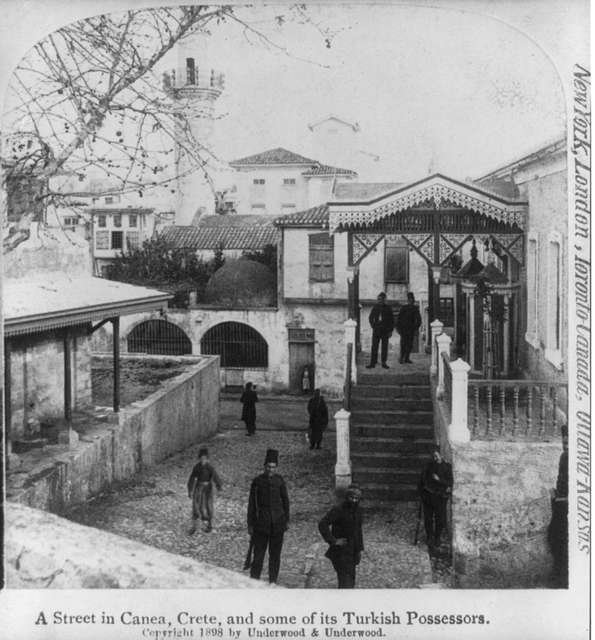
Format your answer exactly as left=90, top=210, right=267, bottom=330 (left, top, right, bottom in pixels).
left=432, top=377, right=561, bottom=587
left=9, top=355, right=220, bottom=513
left=5, top=502, right=269, bottom=588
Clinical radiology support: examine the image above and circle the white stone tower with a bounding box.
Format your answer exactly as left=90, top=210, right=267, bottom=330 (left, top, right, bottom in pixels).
left=163, top=39, right=224, bottom=225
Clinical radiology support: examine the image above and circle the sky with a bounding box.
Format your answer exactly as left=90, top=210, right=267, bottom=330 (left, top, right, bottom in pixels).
left=0, top=1, right=588, bottom=188
left=157, top=2, right=584, bottom=183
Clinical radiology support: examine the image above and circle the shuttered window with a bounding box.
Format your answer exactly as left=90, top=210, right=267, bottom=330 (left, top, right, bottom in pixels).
left=95, top=230, right=109, bottom=249
left=309, top=232, right=334, bottom=282
left=385, top=245, right=409, bottom=283
left=126, top=231, right=140, bottom=249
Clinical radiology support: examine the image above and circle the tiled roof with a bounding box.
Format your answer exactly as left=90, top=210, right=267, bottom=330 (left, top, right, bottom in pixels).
left=4, top=277, right=171, bottom=336
left=161, top=219, right=279, bottom=250
left=302, top=164, right=357, bottom=177
left=333, top=182, right=402, bottom=200
left=229, top=147, right=318, bottom=166
left=274, top=205, right=329, bottom=227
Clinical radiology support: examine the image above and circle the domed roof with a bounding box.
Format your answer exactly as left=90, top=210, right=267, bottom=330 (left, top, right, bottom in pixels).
left=205, top=258, right=276, bottom=307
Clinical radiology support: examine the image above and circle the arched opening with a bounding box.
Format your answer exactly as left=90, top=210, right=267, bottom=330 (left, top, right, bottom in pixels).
left=200, top=322, right=268, bottom=367
left=127, top=320, right=192, bottom=355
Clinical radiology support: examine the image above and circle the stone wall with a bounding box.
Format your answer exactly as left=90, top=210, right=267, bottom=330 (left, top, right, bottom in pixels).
left=8, top=326, right=93, bottom=439
left=92, top=305, right=349, bottom=397
left=10, top=356, right=220, bottom=513
left=451, top=440, right=561, bottom=588
left=432, top=378, right=561, bottom=588
left=5, top=502, right=269, bottom=588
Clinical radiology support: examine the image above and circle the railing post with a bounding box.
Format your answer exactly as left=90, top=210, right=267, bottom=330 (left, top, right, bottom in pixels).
left=436, top=332, right=452, bottom=399
left=343, top=318, right=357, bottom=384
left=430, top=319, right=444, bottom=376
left=449, top=358, right=471, bottom=443
left=334, top=409, right=352, bottom=489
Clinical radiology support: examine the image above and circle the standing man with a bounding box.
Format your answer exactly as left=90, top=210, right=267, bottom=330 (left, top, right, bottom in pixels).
left=307, top=389, right=329, bottom=450
left=418, top=446, right=453, bottom=549
left=247, top=449, right=290, bottom=584
left=396, top=292, right=422, bottom=364
left=548, top=424, right=568, bottom=587
left=187, top=447, right=222, bottom=534
left=318, top=485, right=364, bottom=588
left=366, top=292, right=395, bottom=369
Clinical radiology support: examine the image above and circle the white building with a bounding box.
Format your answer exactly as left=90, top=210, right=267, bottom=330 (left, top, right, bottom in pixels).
left=228, top=147, right=357, bottom=216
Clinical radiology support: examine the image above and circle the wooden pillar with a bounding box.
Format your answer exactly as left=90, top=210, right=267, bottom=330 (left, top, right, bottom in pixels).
left=427, top=266, right=435, bottom=322
left=502, top=293, right=511, bottom=377
left=4, top=339, right=12, bottom=461
left=112, top=317, right=120, bottom=413
left=469, top=293, right=475, bottom=371
left=353, top=268, right=361, bottom=352
left=63, top=329, right=72, bottom=424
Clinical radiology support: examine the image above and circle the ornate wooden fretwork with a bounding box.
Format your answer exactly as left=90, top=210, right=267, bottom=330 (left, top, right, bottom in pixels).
left=352, top=233, right=384, bottom=264
left=329, top=176, right=526, bottom=231
left=439, top=233, right=471, bottom=265
left=402, top=233, right=434, bottom=264
left=490, top=234, right=524, bottom=266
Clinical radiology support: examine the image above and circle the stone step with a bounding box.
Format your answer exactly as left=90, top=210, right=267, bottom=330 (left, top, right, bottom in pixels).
left=354, top=467, right=420, bottom=483
left=351, top=397, right=433, bottom=411
left=351, top=436, right=435, bottom=453
left=355, top=482, right=420, bottom=502
left=353, top=410, right=433, bottom=424
left=352, top=451, right=431, bottom=468
left=357, top=372, right=430, bottom=386
left=352, top=384, right=431, bottom=399
left=352, top=424, right=434, bottom=438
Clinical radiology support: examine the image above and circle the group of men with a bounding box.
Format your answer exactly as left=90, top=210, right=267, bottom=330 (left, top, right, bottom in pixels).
left=188, top=445, right=452, bottom=588
left=367, top=291, right=422, bottom=368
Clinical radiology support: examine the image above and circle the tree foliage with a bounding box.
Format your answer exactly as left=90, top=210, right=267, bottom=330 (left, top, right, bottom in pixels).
left=106, top=236, right=224, bottom=307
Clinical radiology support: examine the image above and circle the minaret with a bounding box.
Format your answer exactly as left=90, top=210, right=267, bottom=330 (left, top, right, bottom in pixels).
left=163, top=39, right=224, bottom=225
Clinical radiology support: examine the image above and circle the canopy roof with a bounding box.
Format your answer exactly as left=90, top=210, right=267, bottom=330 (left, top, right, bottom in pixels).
left=328, top=173, right=527, bottom=231
left=4, top=277, right=171, bottom=337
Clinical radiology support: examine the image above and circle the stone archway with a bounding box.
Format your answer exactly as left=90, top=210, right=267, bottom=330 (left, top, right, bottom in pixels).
left=127, top=319, right=192, bottom=355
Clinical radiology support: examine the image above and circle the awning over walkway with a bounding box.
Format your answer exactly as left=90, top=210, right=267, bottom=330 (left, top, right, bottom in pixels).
left=328, top=173, right=527, bottom=231
left=4, top=277, right=171, bottom=337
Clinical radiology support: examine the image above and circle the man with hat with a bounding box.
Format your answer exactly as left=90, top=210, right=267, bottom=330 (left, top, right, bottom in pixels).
left=417, top=446, right=453, bottom=548
left=396, top=292, right=422, bottom=364
left=318, top=484, right=364, bottom=588
left=187, top=447, right=222, bottom=534
left=247, top=448, right=290, bottom=583
left=366, top=292, right=395, bottom=369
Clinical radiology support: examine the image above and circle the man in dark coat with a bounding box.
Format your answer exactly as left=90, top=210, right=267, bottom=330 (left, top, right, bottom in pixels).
left=396, top=292, right=422, bottom=364
left=247, top=448, right=290, bottom=583
left=366, top=292, right=395, bottom=369
left=548, top=425, right=568, bottom=588
left=307, top=389, right=328, bottom=450
left=318, top=484, right=364, bottom=588
left=418, top=447, right=453, bottom=548
left=240, top=382, right=258, bottom=436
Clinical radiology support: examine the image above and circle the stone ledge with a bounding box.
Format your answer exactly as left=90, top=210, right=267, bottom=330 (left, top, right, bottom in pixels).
left=5, top=502, right=272, bottom=589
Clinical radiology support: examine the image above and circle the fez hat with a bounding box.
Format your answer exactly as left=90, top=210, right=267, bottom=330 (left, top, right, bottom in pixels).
left=377, top=292, right=386, bottom=299
left=198, top=447, right=209, bottom=457
left=264, top=448, right=279, bottom=465
left=346, top=484, right=362, bottom=499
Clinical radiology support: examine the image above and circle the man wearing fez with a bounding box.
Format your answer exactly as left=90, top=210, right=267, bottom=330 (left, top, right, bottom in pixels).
left=396, top=292, right=422, bottom=364
left=418, top=446, right=453, bottom=549
left=318, top=484, right=364, bottom=588
left=366, top=292, right=395, bottom=369
left=247, top=448, right=290, bottom=584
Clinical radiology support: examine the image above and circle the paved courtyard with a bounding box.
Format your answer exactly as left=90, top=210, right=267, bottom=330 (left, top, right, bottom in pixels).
left=67, top=405, right=439, bottom=589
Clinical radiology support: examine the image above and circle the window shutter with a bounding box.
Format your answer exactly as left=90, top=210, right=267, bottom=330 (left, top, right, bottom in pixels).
left=95, top=230, right=109, bottom=249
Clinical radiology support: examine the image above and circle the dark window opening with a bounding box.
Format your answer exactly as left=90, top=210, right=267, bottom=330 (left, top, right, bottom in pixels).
left=201, top=322, right=268, bottom=367
left=439, top=297, right=455, bottom=326
left=111, top=230, right=123, bottom=250
left=128, top=320, right=192, bottom=355
left=186, top=58, right=196, bottom=84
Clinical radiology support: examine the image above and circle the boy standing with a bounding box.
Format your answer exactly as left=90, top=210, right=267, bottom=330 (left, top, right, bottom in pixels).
left=187, top=447, right=222, bottom=534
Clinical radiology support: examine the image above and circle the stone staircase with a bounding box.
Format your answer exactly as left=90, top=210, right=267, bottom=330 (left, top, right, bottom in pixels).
left=350, top=356, right=435, bottom=503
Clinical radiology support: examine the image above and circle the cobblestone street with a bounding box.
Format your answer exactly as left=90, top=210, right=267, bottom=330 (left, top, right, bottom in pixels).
left=67, top=403, right=436, bottom=589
